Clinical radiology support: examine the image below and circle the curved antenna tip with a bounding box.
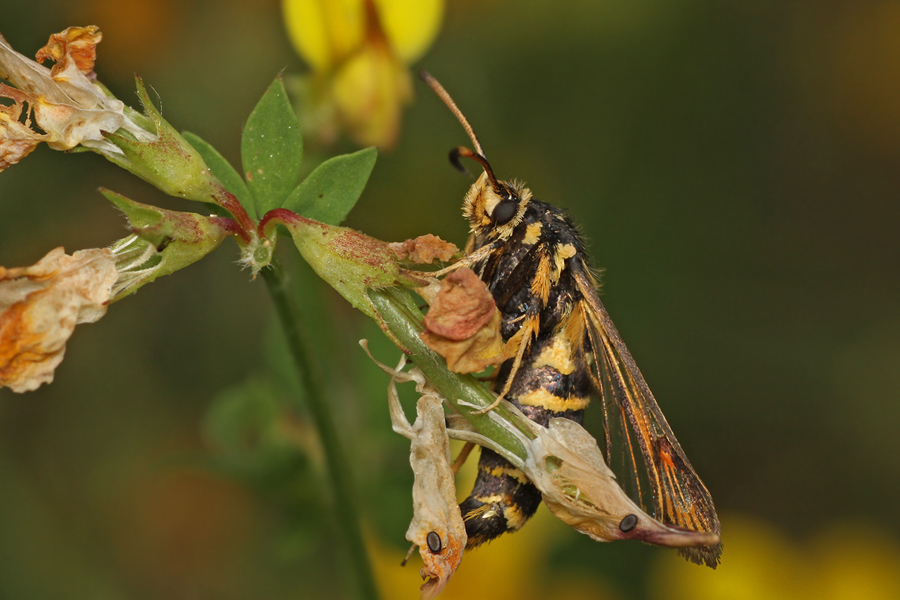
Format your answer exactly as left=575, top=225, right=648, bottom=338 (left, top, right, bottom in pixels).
left=448, top=147, right=472, bottom=177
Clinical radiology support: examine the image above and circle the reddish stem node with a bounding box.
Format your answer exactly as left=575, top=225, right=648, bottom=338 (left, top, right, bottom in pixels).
left=212, top=187, right=255, bottom=242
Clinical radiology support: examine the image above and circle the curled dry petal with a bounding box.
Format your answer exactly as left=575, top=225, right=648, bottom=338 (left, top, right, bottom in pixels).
left=390, top=234, right=458, bottom=264
left=0, top=86, right=42, bottom=168
left=421, top=310, right=507, bottom=374
left=363, top=343, right=466, bottom=599
left=0, top=247, right=118, bottom=393
left=35, top=25, right=101, bottom=77
left=420, top=268, right=510, bottom=373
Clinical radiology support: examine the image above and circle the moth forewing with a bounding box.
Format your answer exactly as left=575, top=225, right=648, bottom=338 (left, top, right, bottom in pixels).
left=573, top=268, right=722, bottom=567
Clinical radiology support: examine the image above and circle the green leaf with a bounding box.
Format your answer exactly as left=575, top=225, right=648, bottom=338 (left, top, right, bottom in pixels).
left=282, top=147, right=377, bottom=225
left=183, top=131, right=256, bottom=220
left=241, top=76, right=304, bottom=218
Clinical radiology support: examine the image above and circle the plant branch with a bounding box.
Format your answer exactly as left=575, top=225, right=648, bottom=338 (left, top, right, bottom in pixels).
left=368, top=286, right=534, bottom=461
left=262, top=259, right=378, bottom=600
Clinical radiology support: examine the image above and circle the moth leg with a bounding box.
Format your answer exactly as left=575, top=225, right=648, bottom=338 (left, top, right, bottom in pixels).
left=451, top=442, right=475, bottom=474
left=408, top=244, right=497, bottom=279
left=472, top=315, right=536, bottom=414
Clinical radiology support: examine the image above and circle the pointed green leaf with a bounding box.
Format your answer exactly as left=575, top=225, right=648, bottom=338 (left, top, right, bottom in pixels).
left=183, top=131, right=256, bottom=220
left=241, top=76, right=304, bottom=217
left=282, top=147, right=377, bottom=225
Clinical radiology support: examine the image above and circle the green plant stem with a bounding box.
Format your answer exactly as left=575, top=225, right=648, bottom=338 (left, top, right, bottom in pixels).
left=368, top=286, right=534, bottom=461
left=262, top=259, right=378, bottom=600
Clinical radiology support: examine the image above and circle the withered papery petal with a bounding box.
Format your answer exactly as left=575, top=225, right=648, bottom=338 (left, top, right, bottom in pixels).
left=31, top=93, right=128, bottom=151
left=0, top=31, right=100, bottom=109
left=362, top=343, right=466, bottom=599
left=422, top=269, right=495, bottom=341
left=0, top=29, right=152, bottom=159
left=421, top=310, right=508, bottom=374
left=402, top=394, right=467, bottom=599
left=420, top=268, right=509, bottom=374
left=0, top=247, right=118, bottom=393
left=522, top=418, right=721, bottom=549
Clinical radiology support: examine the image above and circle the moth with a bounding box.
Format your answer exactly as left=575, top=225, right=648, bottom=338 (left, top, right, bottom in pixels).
left=420, top=72, right=722, bottom=567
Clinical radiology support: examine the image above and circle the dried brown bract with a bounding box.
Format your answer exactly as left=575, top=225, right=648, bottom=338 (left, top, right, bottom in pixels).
left=390, top=234, right=458, bottom=265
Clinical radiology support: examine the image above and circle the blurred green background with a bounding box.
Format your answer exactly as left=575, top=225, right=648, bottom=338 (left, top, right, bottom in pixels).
left=3, top=1, right=900, bottom=599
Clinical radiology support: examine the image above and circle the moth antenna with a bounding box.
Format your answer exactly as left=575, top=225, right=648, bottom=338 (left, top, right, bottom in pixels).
left=450, top=146, right=502, bottom=192
left=419, top=70, right=485, bottom=157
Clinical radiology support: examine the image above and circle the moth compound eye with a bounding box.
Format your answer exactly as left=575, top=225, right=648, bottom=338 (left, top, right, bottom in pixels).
left=492, top=197, right=518, bottom=225
left=426, top=531, right=442, bottom=553
left=619, top=514, right=638, bottom=532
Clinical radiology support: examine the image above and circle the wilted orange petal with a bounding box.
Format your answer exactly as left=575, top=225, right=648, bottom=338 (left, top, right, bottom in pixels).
left=0, top=247, right=118, bottom=393
left=36, top=25, right=102, bottom=77
left=423, top=268, right=495, bottom=341
left=421, top=310, right=508, bottom=374
left=420, top=269, right=509, bottom=374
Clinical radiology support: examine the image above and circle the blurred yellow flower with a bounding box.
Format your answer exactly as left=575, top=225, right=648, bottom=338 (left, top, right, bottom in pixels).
left=282, top=0, right=443, bottom=149
left=650, top=514, right=900, bottom=600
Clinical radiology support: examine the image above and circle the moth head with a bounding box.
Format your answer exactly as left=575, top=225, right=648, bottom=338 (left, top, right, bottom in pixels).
left=452, top=147, right=531, bottom=239
left=419, top=71, right=531, bottom=240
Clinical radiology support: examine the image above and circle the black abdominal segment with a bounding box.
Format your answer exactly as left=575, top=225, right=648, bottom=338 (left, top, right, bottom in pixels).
left=460, top=200, right=593, bottom=546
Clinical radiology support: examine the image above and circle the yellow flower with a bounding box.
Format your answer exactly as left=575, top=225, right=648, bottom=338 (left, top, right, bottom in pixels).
left=282, top=0, right=444, bottom=148
left=0, top=247, right=118, bottom=393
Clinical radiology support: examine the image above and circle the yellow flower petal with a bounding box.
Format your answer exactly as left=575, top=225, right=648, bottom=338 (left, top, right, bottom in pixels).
left=283, top=0, right=443, bottom=70
left=282, top=0, right=366, bottom=71
left=331, top=39, right=412, bottom=147
left=374, top=0, right=443, bottom=64
left=282, top=0, right=443, bottom=148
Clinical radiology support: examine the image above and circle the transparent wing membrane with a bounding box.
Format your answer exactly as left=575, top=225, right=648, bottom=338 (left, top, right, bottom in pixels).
left=573, top=263, right=722, bottom=567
